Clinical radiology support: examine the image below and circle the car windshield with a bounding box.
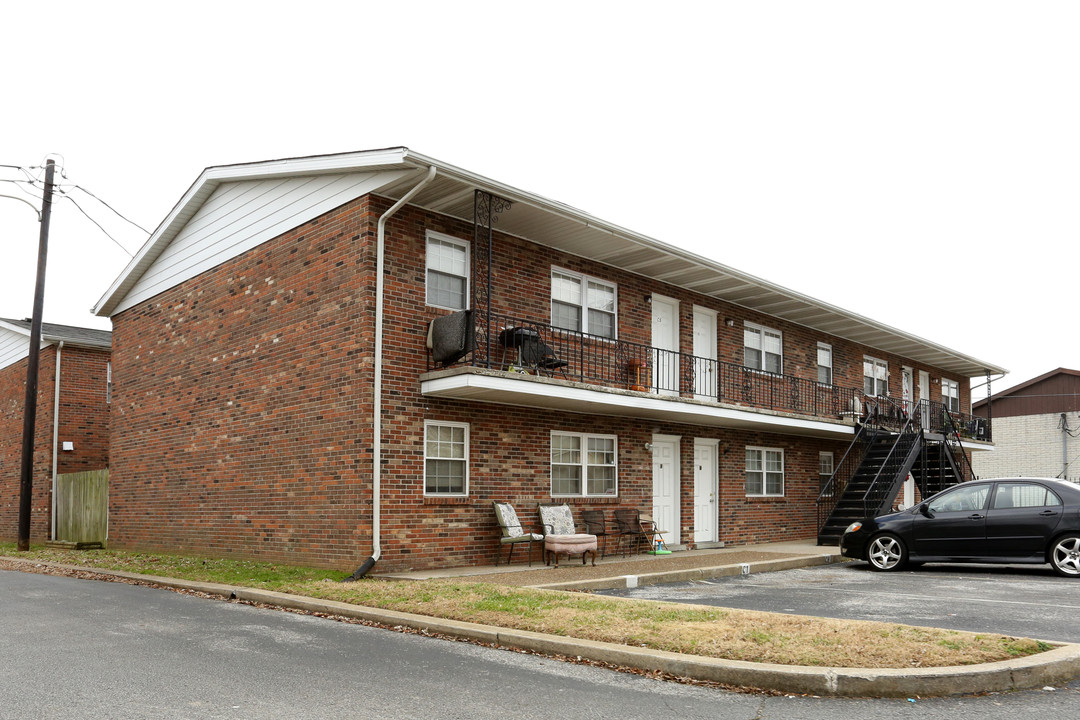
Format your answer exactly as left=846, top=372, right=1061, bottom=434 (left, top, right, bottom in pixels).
left=927, top=484, right=990, bottom=513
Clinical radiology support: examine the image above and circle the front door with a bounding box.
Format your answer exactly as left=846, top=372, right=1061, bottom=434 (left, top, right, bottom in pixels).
left=693, top=439, right=718, bottom=544
left=651, top=294, right=679, bottom=397
left=902, top=366, right=913, bottom=414
left=692, top=306, right=717, bottom=400
left=918, top=370, right=931, bottom=429
left=651, top=435, right=680, bottom=548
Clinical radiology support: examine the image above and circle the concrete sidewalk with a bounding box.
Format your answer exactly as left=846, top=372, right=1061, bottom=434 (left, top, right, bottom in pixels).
left=374, top=539, right=843, bottom=591
left=4, top=549, right=1080, bottom=698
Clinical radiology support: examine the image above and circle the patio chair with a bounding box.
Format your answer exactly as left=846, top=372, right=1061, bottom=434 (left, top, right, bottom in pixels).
left=537, top=503, right=597, bottom=568
left=580, top=509, right=613, bottom=559
left=492, top=501, right=543, bottom=567
left=613, top=508, right=651, bottom=557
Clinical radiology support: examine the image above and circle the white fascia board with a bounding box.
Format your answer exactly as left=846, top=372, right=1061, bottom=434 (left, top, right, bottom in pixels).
left=420, top=373, right=854, bottom=439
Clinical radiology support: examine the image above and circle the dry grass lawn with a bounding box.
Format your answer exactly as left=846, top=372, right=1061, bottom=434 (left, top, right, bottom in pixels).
left=1, top=546, right=1052, bottom=669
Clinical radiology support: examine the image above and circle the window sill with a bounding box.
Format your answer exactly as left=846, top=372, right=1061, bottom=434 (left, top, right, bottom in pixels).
left=422, top=496, right=470, bottom=505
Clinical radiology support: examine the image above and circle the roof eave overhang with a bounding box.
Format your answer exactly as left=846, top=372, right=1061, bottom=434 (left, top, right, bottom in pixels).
left=93, top=147, right=1006, bottom=378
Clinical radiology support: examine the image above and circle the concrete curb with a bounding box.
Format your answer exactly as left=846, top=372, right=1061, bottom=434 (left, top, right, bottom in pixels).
left=527, top=552, right=840, bottom=591
left=4, top=555, right=1079, bottom=697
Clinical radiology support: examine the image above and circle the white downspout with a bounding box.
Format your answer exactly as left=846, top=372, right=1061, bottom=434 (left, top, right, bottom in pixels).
left=350, top=165, right=436, bottom=578
left=50, top=341, right=63, bottom=541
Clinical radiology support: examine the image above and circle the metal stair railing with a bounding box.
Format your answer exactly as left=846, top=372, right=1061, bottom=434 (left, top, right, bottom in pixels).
left=859, top=407, right=925, bottom=518
left=816, top=422, right=878, bottom=535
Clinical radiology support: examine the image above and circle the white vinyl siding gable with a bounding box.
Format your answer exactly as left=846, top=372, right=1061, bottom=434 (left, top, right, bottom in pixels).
left=111, top=169, right=410, bottom=315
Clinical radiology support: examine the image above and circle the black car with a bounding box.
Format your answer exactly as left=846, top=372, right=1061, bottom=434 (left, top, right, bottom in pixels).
left=840, top=477, right=1080, bottom=577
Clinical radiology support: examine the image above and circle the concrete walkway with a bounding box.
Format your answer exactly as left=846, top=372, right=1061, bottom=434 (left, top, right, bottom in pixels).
left=4, top=548, right=1080, bottom=698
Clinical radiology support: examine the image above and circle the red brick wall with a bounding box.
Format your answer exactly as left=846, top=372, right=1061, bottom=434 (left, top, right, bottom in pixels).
left=107, top=191, right=972, bottom=570
left=0, top=345, right=109, bottom=542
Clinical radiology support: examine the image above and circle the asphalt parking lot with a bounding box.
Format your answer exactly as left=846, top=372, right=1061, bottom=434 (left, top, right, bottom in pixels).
left=597, top=561, right=1080, bottom=642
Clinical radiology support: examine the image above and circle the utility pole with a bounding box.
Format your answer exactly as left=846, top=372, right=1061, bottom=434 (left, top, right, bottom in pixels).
left=16, top=159, right=55, bottom=551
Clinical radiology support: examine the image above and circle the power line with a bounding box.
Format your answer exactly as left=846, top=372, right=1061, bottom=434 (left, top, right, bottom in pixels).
left=68, top=184, right=151, bottom=235
left=61, top=195, right=134, bottom=257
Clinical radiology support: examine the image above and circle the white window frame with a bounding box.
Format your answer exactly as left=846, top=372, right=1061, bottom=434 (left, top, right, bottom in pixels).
left=745, top=446, right=785, bottom=497
left=816, top=342, right=833, bottom=385
left=106, top=360, right=112, bottom=404
left=942, top=377, right=960, bottom=412
left=743, top=322, right=783, bottom=374
left=425, top=230, right=471, bottom=311
left=550, top=431, right=618, bottom=497
left=550, top=267, right=617, bottom=339
left=863, top=356, right=888, bottom=396
left=423, top=420, right=469, bottom=497
left=819, top=451, right=834, bottom=497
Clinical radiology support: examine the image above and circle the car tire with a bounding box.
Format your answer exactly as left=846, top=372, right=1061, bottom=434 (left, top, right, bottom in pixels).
left=867, top=533, right=908, bottom=572
left=1050, top=534, right=1080, bottom=578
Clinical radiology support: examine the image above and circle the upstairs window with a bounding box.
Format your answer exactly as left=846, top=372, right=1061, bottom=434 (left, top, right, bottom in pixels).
left=942, top=378, right=960, bottom=412
left=863, top=356, right=888, bottom=396
left=551, top=269, right=616, bottom=339
left=426, top=231, right=470, bottom=310
left=816, top=343, right=833, bottom=385
left=744, top=323, right=782, bottom=374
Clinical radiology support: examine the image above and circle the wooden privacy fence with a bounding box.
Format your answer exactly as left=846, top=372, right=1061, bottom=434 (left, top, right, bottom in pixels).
left=55, top=469, right=108, bottom=545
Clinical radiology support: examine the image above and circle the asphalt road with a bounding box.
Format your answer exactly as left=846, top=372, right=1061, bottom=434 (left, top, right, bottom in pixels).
left=598, top=561, right=1080, bottom=642
left=2, top=568, right=1080, bottom=719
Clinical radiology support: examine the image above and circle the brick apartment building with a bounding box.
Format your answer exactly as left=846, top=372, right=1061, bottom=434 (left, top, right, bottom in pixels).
left=0, top=319, right=111, bottom=541
left=91, top=148, right=1005, bottom=571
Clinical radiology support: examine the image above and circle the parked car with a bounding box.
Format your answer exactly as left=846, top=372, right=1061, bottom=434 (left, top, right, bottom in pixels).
left=840, top=477, right=1080, bottom=577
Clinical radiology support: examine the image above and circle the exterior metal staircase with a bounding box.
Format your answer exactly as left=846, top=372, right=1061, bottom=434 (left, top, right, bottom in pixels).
left=817, top=403, right=974, bottom=546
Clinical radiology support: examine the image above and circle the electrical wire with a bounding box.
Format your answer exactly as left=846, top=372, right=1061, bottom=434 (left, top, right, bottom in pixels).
left=62, top=195, right=134, bottom=257
left=68, top=184, right=151, bottom=235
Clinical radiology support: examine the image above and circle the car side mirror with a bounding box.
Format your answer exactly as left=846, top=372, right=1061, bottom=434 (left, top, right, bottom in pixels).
left=918, top=503, right=932, bottom=517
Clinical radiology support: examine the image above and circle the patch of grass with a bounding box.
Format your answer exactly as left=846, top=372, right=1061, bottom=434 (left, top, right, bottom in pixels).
left=0, top=544, right=1057, bottom=669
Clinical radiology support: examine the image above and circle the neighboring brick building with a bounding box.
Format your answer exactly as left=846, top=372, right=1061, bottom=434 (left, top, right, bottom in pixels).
left=973, top=368, right=1080, bottom=482
left=0, top=319, right=111, bottom=541
left=92, top=148, right=1005, bottom=571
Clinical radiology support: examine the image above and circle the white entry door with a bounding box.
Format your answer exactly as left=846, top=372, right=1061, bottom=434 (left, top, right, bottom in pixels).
left=651, top=435, right=681, bottom=548
left=693, top=439, right=719, bottom=544
left=692, top=306, right=717, bottom=400
left=918, top=370, right=931, bottom=429
left=651, top=294, right=679, bottom=397
left=902, top=366, right=913, bottom=414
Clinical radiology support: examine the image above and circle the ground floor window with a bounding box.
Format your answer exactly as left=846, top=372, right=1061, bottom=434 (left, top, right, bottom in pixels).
left=746, top=446, right=784, bottom=497
left=818, top=451, right=834, bottom=497
left=551, top=431, right=617, bottom=497
left=424, top=421, right=469, bottom=496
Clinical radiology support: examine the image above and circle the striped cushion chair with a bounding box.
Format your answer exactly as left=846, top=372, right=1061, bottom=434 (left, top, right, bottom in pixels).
left=493, top=501, right=543, bottom=566
left=537, top=503, right=597, bottom=568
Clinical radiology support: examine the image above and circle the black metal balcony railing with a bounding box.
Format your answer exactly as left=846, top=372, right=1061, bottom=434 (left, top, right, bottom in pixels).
left=440, top=311, right=992, bottom=440
left=465, top=312, right=858, bottom=419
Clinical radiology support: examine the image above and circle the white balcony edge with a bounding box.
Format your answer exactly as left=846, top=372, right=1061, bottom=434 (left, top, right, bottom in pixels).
left=420, top=369, right=856, bottom=440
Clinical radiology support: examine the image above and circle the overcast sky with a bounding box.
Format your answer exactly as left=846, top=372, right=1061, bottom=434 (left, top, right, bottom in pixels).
left=2, top=1, right=1077, bottom=398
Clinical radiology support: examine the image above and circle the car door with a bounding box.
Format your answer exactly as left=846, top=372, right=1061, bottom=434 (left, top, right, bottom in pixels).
left=911, top=483, right=991, bottom=558
left=984, top=481, right=1064, bottom=559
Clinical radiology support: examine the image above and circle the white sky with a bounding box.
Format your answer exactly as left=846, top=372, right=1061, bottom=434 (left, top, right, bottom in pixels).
left=2, top=1, right=1077, bottom=398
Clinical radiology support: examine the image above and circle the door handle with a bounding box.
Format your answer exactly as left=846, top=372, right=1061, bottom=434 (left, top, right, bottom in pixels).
left=968, top=514, right=984, bottom=520
left=1039, top=510, right=1058, bottom=516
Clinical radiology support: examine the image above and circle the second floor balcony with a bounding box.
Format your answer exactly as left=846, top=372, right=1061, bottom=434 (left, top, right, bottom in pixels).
left=420, top=311, right=990, bottom=443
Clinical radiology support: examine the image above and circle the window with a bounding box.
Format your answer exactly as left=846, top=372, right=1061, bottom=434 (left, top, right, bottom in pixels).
left=993, top=482, right=1062, bottom=509
left=550, top=432, right=617, bottom=496
left=746, top=447, right=784, bottom=496
left=816, top=343, right=833, bottom=385
left=106, top=360, right=112, bottom=404
left=550, top=269, right=616, bottom=339
left=927, top=483, right=990, bottom=513
left=942, top=378, right=960, bottom=412
left=744, top=323, right=782, bottom=374
left=426, top=231, right=470, bottom=310
left=863, top=356, right=888, bottom=396
left=819, top=451, right=834, bottom=497
left=424, top=421, right=468, bottom=495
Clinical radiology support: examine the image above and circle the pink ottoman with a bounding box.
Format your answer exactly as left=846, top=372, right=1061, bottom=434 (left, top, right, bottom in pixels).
left=545, top=533, right=598, bottom=568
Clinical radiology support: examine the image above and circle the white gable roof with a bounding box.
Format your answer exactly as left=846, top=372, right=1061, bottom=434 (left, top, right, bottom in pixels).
left=94, top=147, right=1005, bottom=378
left=0, top=318, right=111, bottom=372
